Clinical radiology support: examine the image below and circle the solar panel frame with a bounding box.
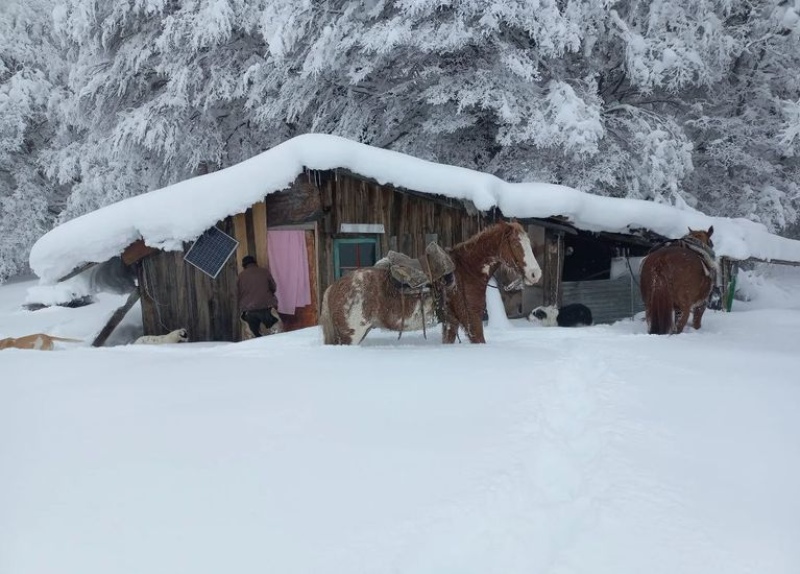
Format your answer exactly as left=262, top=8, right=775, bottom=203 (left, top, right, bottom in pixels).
left=184, top=226, right=240, bottom=279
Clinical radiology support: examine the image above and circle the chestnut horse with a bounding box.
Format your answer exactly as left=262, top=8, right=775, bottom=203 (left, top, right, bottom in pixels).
left=640, top=226, right=717, bottom=335
left=442, top=220, right=541, bottom=343
left=320, top=221, right=542, bottom=345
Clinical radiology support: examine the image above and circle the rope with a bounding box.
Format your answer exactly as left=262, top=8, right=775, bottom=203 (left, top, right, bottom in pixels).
left=396, top=273, right=429, bottom=341
left=420, top=291, right=428, bottom=339
left=625, top=255, right=641, bottom=291
left=397, top=290, right=405, bottom=339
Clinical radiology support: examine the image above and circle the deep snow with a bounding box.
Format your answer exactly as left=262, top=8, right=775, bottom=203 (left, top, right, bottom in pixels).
left=1, top=265, right=800, bottom=574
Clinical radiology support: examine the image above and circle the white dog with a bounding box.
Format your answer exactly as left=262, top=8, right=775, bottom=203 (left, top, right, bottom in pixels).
left=134, top=328, right=189, bottom=345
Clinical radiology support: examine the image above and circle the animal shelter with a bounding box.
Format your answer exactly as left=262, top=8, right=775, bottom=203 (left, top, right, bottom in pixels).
left=500, top=222, right=740, bottom=325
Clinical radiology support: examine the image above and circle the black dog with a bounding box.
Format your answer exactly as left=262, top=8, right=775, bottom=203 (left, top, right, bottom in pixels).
left=528, top=303, right=593, bottom=327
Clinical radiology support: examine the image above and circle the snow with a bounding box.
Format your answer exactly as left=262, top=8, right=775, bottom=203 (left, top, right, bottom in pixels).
left=29, top=134, right=800, bottom=283
left=2, top=266, right=800, bottom=574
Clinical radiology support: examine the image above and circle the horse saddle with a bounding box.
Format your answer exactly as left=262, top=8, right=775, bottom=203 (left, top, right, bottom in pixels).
left=650, top=236, right=719, bottom=280
left=376, top=242, right=455, bottom=293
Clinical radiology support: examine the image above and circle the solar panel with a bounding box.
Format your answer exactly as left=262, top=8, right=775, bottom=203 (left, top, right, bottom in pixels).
left=184, top=226, right=239, bottom=279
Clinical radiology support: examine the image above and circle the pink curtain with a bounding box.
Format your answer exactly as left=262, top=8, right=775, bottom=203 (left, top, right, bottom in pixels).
left=267, top=230, right=312, bottom=315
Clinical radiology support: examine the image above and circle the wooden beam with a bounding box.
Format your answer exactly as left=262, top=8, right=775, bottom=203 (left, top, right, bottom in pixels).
left=743, top=257, right=800, bottom=267
left=252, top=201, right=269, bottom=267
left=518, top=217, right=579, bottom=235
left=56, top=262, right=98, bottom=283
left=121, top=239, right=158, bottom=266
left=593, top=230, right=657, bottom=248
left=265, top=181, right=323, bottom=227
left=91, top=290, right=141, bottom=347
left=232, top=213, right=249, bottom=270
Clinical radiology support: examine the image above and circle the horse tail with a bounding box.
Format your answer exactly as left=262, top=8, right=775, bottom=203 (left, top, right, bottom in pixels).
left=320, top=285, right=337, bottom=345
left=647, top=283, right=674, bottom=335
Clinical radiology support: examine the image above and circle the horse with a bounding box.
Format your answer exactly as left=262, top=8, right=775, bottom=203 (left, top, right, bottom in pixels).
left=442, top=220, right=542, bottom=343
left=319, top=220, right=542, bottom=345
left=320, top=242, right=456, bottom=345
left=639, top=226, right=717, bottom=335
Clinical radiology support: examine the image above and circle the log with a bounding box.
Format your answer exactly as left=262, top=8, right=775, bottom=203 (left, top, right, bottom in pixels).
left=55, top=262, right=98, bottom=283
left=91, top=290, right=141, bottom=347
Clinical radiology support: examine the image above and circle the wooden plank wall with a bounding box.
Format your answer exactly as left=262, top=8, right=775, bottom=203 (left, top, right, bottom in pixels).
left=139, top=220, right=241, bottom=342
left=314, top=169, right=487, bottom=296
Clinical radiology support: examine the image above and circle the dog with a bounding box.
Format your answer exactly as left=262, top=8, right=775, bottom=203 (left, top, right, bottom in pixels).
left=528, top=303, right=593, bottom=327
left=0, top=333, right=83, bottom=351
left=133, top=328, right=189, bottom=345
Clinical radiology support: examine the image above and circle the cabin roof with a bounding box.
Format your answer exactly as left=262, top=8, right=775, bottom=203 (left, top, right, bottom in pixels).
left=30, top=133, right=800, bottom=282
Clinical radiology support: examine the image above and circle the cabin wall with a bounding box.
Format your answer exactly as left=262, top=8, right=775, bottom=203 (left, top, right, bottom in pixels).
left=313, top=169, right=488, bottom=296
left=138, top=221, right=240, bottom=342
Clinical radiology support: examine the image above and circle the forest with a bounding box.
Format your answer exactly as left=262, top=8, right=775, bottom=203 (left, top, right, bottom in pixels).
left=2, top=0, right=800, bottom=281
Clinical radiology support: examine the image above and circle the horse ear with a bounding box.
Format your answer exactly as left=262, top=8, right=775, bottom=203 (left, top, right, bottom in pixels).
left=708, top=225, right=714, bottom=237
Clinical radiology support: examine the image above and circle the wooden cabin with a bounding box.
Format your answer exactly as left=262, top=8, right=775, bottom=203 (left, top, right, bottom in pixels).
left=130, top=168, right=498, bottom=342
left=122, top=166, right=738, bottom=343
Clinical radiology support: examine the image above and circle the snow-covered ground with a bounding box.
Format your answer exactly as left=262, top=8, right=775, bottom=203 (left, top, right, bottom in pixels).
left=2, top=266, right=800, bottom=574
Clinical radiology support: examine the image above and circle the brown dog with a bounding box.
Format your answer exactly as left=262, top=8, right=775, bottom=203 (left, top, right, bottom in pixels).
left=0, top=333, right=83, bottom=351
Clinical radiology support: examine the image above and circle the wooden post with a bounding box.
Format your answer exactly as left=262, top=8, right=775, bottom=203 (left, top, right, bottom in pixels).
left=542, top=231, right=564, bottom=307
left=252, top=201, right=269, bottom=267
left=91, top=290, right=141, bottom=347
left=232, top=213, right=249, bottom=270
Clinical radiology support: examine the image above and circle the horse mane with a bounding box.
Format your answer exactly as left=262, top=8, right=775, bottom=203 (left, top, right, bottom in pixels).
left=451, top=220, right=521, bottom=250
left=449, top=220, right=522, bottom=271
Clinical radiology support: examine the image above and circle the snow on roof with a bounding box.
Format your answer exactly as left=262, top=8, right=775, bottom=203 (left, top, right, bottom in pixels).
left=30, top=133, right=800, bottom=282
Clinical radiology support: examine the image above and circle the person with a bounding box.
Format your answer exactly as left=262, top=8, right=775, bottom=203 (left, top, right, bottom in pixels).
left=237, top=255, right=280, bottom=337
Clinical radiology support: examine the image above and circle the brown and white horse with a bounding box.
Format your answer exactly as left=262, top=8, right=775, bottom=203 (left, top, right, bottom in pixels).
left=640, top=226, right=717, bottom=335
left=320, top=221, right=542, bottom=345
left=320, top=263, right=447, bottom=345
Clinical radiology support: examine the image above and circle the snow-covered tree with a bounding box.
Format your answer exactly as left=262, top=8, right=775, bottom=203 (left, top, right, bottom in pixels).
left=48, top=0, right=288, bottom=217
left=0, top=0, right=66, bottom=281
left=3, top=0, right=800, bottom=282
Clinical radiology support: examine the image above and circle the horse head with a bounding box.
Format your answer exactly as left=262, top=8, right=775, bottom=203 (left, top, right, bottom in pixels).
left=498, top=220, right=542, bottom=286
left=685, top=225, right=714, bottom=249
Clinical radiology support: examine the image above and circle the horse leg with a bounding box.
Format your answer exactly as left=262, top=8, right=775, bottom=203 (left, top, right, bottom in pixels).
left=466, top=318, right=486, bottom=344
left=674, top=305, right=690, bottom=334
left=442, top=322, right=458, bottom=344
left=692, top=303, right=707, bottom=330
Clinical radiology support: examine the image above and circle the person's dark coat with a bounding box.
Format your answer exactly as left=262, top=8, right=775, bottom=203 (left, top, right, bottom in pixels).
left=237, top=265, right=278, bottom=312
